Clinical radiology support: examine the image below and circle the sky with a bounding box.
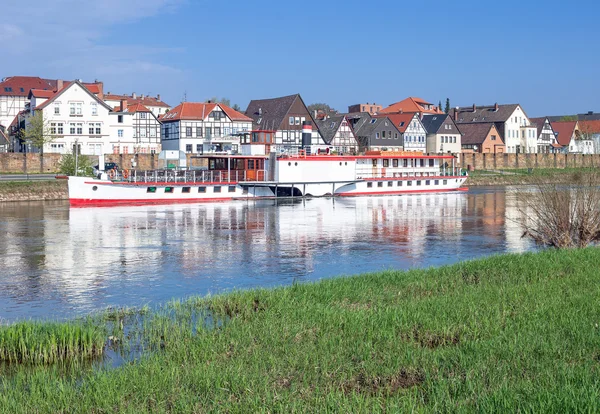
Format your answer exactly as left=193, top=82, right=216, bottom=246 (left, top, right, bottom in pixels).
left=1, top=0, right=599, bottom=117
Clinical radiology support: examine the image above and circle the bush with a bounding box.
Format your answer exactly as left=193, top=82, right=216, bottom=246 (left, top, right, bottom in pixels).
left=520, top=172, right=600, bottom=248
left=58, top=153, right=94, bottom=177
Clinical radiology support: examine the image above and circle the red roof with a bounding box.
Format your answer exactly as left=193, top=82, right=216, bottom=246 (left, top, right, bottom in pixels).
left=380, top=97, right=443, bottom=115
left=113, top=102, right=152, bottom=113
left=162, top=102, right=253, bottom=122
left=104, top=93, right=170, bottom=108
left=550, top=121, right=577, bottom=146
left=0, top=76, right=56, bottom=97
left=373, top=112, right=417, bottom=133
left=579, top=120, right=600, bottom=135
left=29, top=89, right=55, bottom=98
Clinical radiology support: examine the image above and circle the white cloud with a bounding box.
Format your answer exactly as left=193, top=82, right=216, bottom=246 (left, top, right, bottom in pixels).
left=1, top=0, right=187, bottom=100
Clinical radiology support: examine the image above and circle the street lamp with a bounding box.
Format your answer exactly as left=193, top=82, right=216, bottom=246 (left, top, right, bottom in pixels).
left=74, top=139, right=79, bottom=176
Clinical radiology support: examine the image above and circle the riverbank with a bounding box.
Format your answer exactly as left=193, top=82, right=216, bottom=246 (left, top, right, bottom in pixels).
left=1, top=248, right=599, bottom=412
left=0, top=180, right=67, bottom=202
left=466, top=167, right=599, bottom=186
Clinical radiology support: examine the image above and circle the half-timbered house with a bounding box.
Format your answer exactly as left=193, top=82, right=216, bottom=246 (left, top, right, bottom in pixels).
left=315, top=115, right=359, bottom=154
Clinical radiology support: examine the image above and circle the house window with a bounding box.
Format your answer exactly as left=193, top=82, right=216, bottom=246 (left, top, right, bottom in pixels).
left=212, top=111, right=222, bottom=121
left=118, top=115, right=123, bottom=123
left=118, top=129, right=123, bottom=137
left=70, top=103, right=76, bottom=115
left=206, top=127, right=212, bottom=138
left=491, top=135, right=496, bottom=141
left=382, top=131, right=386, bottom=138
left=57, top=123, right=63, bottom=134
left=196, top=127, right=203, bottom=137
left=289, top=116, right=294, bottom=125
left=186, top=127, right=192, bottom=137
left=186, top=144, right=192, bottom=152
left=140, top=113, right=146, bottom=119
left=54, top=104, right=60, bottom=115
left=376, top=132, right=380, bottom=139
left=150, top=128, right=156, bottom=137
left=295, top=117, right=300, bottom=125
left=214, top=127, right=221, bottom=137
left=196, top=144, right=202, bottom=152
left=140, top=128, right=146, bottom=137
left=91, top=103, right=97, bottom=116
left=89, top=125, right=94, bottom=134
left=50, top=123, right=57, bottom=134
left=76, top=123, right=83, bottom=134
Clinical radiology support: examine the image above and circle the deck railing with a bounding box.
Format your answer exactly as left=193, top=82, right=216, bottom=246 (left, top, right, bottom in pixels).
left=355, top=167, right=464, bottom=179
left=106, top=169, right=268, bottom=184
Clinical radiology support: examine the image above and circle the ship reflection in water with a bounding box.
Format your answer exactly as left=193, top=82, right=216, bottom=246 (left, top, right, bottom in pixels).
left=0, top=186, right=533, bottom=321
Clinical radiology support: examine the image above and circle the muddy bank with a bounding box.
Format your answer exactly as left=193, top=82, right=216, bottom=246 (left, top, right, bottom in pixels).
left=0, top=180, right=68, bottom=202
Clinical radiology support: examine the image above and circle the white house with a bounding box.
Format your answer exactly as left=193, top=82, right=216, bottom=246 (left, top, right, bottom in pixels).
left=376, top=113, right=426, bottom=152
left=29, top=81, right=114, bottom=155
left=161, top=102, right=253, bottom=154
left=421, top=113, right=462, bottom=154
left=109, top=100, right=161, bottom=154
left=315, top=115, right=359, bottom=154
left=552, top=121, right=595, bottom=154
left=104, top=93, right=171, bottom=118
left=452, top=104, right=537, bottom=153
left=529, top=117, right=560, bottom=153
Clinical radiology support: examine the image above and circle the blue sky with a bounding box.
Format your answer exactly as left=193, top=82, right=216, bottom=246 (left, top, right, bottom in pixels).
left=2, top=0, right=598, bottom=116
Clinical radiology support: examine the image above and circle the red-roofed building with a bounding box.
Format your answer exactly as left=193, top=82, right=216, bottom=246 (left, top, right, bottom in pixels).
left=0, top=76, right=57, bottom=128
left=374, top=112, right=427, bottom=152
left=104, top=93, right=171, bottom=117
left=161, top=102, right=253, bottom=154
left=109, top=99, right=162, bottom=154
left=380, top=97, right=443, bottom=115
left=550, top=121, right=594, bottom=154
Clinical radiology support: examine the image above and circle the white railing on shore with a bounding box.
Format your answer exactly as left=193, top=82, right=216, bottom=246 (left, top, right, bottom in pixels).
left=106, top=169, right=268, bottom=184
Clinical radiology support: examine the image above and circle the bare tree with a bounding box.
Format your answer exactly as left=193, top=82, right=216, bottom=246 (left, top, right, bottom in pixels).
left=520, top=173, right=600, bottom=248
left=22, top=111, right=56, bottom=172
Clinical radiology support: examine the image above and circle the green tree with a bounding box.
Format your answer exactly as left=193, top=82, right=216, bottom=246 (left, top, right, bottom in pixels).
left=559, top=115, right=577, bottom=122
left=207, top=97, right=231, bottom=107
left=22, top=111, right=56, bottom=172
left=444, top=98, right=450, bottom=114
left=438, top=101, right=443, bottom=112
left=307, top=103, right=336, bottom=114
left=232, top=104, right=241, bottom=112
left=58, top=153, right=94, bottom=177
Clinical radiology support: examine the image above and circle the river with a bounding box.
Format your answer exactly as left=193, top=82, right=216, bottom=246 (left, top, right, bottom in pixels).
left=0, top=186, right=533, bottom=321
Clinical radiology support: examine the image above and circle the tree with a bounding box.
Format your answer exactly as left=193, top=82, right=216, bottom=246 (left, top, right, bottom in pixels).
left=307, top=103, right=336, bottom=114
left=438, top=101, right=443, bottom=112
left=560, top=115, right=577, bottom=122
left=58, top=153, right=94, bottom=177
left=444, top=98, right=450, bottom=114
left=232, top=104, right=241, bottom=112
left=22, top=111, right=54, bottom=153
left=207, top=97, right=231, bottom=107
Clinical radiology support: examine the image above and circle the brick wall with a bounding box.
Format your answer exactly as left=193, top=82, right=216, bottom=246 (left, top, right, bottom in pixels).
left=460, top=153, right=600, bottom=170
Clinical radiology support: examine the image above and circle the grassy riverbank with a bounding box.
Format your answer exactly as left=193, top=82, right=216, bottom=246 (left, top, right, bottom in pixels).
left=1, top=248, right=599, bottom=412
left=0, top=180, right=67, bottom=202
left=466, top=167, right=599, bottom=186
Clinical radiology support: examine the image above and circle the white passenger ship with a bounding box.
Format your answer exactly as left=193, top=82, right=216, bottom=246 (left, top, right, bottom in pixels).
left=67, top=135, right=467, bottom=206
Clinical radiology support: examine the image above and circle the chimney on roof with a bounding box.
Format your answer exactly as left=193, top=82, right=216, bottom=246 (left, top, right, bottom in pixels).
left=141, top=94, right=145, bottom=99
left=494, top=103, right=499, bottom=111
left=258, top=107, right=262, bottom=116
left=57, top=79, right=63, bottom=91
left=120, top=99, right=128, bottom=112
left=454, top=107, right=459, bottom=122
left=472, top=104, right=476, bottom=112
left=96, top=81, right=104, bottom=100
left=588, top=111, right=593, bottom=115
left=157, top=94, right=161, bottom=102
left=132, top=92, right=137, bottom=99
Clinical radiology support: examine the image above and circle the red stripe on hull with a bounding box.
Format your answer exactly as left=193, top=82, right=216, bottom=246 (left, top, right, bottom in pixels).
left=69, top=197, right=236, bottom=207
left=338, top=187, right=469, bottom=197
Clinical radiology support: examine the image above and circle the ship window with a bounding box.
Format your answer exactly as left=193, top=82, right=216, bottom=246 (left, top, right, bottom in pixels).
left=165, top=187, right=174, bottom=193
left=199, top=186, right=206, bottom=193
left=387, top=181, right=393, bottom=187
left=92, top=186, right=98, bottom=191
left=429, top=159, right=434, bottom=167
left=367, top=182, right=373, bottom=188
left=228, top=186, right=236, bottom=193
left=420, top=159, right=425, bottom=167
left=397, top=181, right=402, bottom=186
left=182, top=187, right=191, bottom=193
left=435, top=180, right=439, bottom=185
left=383, top=159, right=389, bottom=167
left=214, top=186, right=222, bottom=193
left=426, top=180, right=430, bottom=185
left=377, top=182, right=383, bottom=188
left=248, top=160, right=255, bottom=169
left=443, top=180, right=447, bottom=185
left=372, top=159, right=377, bottom=167
left=147, top=187, right=157, bottom=193
left=416, top=181, right=421, bottom=186
left=393, top=159, right=398, bottom=167
left=407, top=181, right=412, bottom=186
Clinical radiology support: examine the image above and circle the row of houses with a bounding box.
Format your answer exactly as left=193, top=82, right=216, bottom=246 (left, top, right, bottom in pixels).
left=1, top=75, right=599, bottom=156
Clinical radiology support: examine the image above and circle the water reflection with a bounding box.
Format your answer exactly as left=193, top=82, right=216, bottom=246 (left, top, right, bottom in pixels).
left=0, top=187, right=532, bottom=321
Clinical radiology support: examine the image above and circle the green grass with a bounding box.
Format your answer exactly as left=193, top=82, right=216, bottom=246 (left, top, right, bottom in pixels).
left=467, top=168, right=600, bottom=186
left=1, top=248, right=600, bottom=412
left=0, top=321, right=106, bottom=365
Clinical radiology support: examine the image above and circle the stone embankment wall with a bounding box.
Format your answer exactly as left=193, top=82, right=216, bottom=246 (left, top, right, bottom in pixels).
left=0, top=180, right=68, bottom=202
left=0, top=153, right=208, bottom=174
left=460, top=153, right=600, bottom=170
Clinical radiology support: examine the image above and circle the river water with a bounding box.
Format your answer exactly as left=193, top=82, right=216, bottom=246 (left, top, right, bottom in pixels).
left=0, top=187, right=533, bottom=322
